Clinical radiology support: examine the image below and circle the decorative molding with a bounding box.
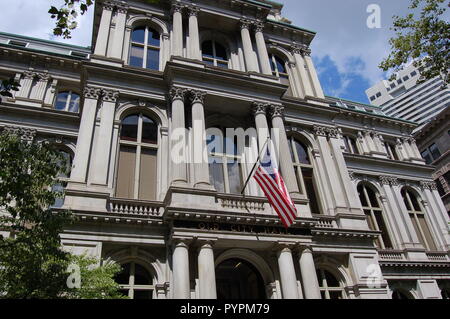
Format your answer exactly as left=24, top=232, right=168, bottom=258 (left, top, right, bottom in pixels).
left=290, top=44, right=302, bottom=55
left=189, top=89, right=206, bottom=104
left=102, top=89, right=119, bottom=102
left=2, top=126, right=36, bottom=141
left=300, top=44, right=311, bottom=56
left=268, top=104, right=284, bottom=118
left=420, top=180, right=437, bottom=191
left=254, top=21, right=264, bottom=33
left=171, top=1, right=184, bottom=14
left=312, top=125, right=338, bottom=138
left=240, top=19, right=253, bottom=30
left=82, top=86, right=102, bottom=99
left=348, top=171, right=356, bottom=181
left=187, top=5, right=199, bottom=17
left=169, top=87, right=187, bottom=102
left=379, top=176, right=399, bottom=186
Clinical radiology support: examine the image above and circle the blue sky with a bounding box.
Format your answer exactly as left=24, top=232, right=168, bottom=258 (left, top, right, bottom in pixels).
left=0, top=0, right=414, bottom=103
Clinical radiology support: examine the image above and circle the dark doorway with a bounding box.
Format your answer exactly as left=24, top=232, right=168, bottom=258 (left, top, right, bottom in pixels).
left=215, top=258, right=266, bottom=299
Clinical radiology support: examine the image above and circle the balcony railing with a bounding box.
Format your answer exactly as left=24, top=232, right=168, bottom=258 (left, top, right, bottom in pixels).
left=109, top=198, right=163, bottom=217
left=216, top=193, right=268, bottom=214
left=426, top=252, right=449, bottom=261
left=378, top=250, right=405, bottom=261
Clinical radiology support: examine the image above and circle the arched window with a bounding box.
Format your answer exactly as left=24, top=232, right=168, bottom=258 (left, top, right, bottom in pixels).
left=401, top=188, right=437, bottom=250
left=52, top=150, right=73, bottom=208
left=129, top=26, right=160, bottom=70
left=201, top=40, right=228, bottom=68
left=115, top=262, right=154, bottom=299
left=288, top=137, right=321, bottom=214
left=55, top=91, right=80, bottom=113
left=316, top=268, right=346, bottom=299
left=116, top=113, right=158, bottom=200
left=269, top=53, right=288, bottom=80
left=342, top=135, right=360, bottom=155
left=207, top=128, right=243, bottom=194
left=358, top=183, right=393, bottom=249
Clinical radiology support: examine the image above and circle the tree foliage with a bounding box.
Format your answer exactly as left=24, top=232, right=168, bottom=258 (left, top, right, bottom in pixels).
left=380, top=0, right=450, bottom=85
left=0, top=78, right=20, bottom=103
left=0, top=130, right=124, bottom=298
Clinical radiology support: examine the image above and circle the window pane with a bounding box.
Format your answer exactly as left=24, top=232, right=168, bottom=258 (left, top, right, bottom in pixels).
left=202, top=41, right=214, bottom=59
left=274, top=55, right=286, bottom=74
left=55, top=92, right=69, bottom=110
left=129, top=45, right=144, bottom=67
left=116, top=146, right=136, bottom=198
left=121, top=115, right=139, bottom=141
left=227, top=160, right=242, bottom=194
left=115, top=263, right=131, bottom=285
left=358, top=185, right=368, bottom=207
left=366, top=187, right=379, bottom=208
left=294, top=140, right=310, bottom=164
left=402, top=189, right=411, bottom=210
left=146, top=48, right=159, bottom=70
left=374, top=211, right=393, bottom=248
left=410, top=213, right=427, bottom=248
left=57, top=151, right=72, bottom=178
left=147, top=28, right=160, bottom=47
left=270, top=55, right=276, bottom=72
left=418, top=215, right=437, bottom=250
left=429, top=143, right=441, bottom=160
left=364, top=209, right=376, bottom=230
left=68, top=93, right=80, bottom=113
left=324, top=270, right=339, bottom=287
left=421, top=150, right=433, bottom=164
left=214, top=43, right=227, bottom=61
left=209, top=157, right=225, bottom=193
left=217, top=61, right=228, bottom=69
left=131, top=27, right=145, bottom=43
left=349, top=138, right=359, bottom=154
left=141, top=116, right=158, bottom=144
left=302, top=167, right=320, bottom=214
left=408, top=191, right=421, bottom=211
left=134, top=263, right=152, bottom=285
left=139, top=148, right=157, bottom=201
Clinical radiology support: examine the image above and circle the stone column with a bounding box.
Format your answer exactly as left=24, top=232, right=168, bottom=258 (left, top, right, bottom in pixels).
left=197, top=241, right=217, bottom=299
left=70, top=86, right=102, bottom=183
left=277, top=245, right=300, bottom=299
left=301, top=46, right=324, bottom=99
left=298, top=246, right=321, bottom=299
left=110, top=3, right=128, bottom=60
left=269, top=105, right=301, bottom=198
left=172, top=240, right=191, bottom=299
left=252, top=102, right=270, bottom=152
left=94, top=2, right=114, bottom=56
left=254, top=21, right=272, bottom=75
left=188, top=6, right=201, bottom=61
left=240, top=19, right=258, bottom=72
left=90, top=89, right=119, bottom=185
left=189, top=90, right=211, bottom=188
left=172, top=2, right=184, bottom=57
left=169, top=87, right=188, bottom=186
left=291, top=45, right=314, bottom=97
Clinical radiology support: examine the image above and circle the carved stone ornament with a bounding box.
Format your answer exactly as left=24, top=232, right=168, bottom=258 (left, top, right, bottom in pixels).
left=171, top=2, right=184, bottom=13
left=102, top=89, right=119, bottom=102
left=254, top=21, right=264, bottom=33
left=251, top=102, right=268, bottom=115
left=3, top=126, right=36, bottom=142
left=300, top=44, right=311, bottom=56
left=313, top=125, right=328, bottom=137
left=269, top=105, right=284, bottom=118
left=240, top=19, right=253, bottom=30
left=189, top=90, right=206, bottom=104
left=169, top=87, right=187, bottom=102
left=290, top=44, right=302, bottom=55
left=83, top=86, right=102, bottom=99
left=420, top=180, right=437, bottom=191
left=188, top=6, right=199, bottom=16
left=379, top=175, right=399, bottom=186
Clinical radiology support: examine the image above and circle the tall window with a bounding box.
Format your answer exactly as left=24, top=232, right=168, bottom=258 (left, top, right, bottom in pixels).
left=316, top=268, right=345, bottom=299
left=52, top=150, right=73, bottom=208
left=129, top=26, right=160, bottom=70
left=358, top=183, right=393, bottom=249
left=401, top=188, right=437, bottom=251
left=55, top=91, right=80, bottom=113
left=420, top=143, right=441, bottom=164
left=385, top=142, right=399, bottom=160
left=288, top=137, right=321, bottom=214
left=115, top=262, right=154, bottom=299
left=342, top=135, right=359, bottom=154
left=269, top=53, right=288, bottom=80
left=116, top=114, right=158, bottom=200
left=207, top=130, right=243, bottom=194
left=201, top=40, right=228, bottom=68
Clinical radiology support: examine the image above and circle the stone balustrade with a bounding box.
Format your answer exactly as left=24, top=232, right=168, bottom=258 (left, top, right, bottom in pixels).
left=109, top=198, right=163, bottom=217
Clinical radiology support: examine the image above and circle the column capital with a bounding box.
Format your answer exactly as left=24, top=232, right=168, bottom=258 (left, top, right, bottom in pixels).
left=290, top=44, right=302, bottom=55
left=116, top=4, right=129, bottom=14
left=23, top=70, right=36, bottom=79
left=172, top=238, right=192, bottom=249
left=169, top=86, right=187, bottom=102
left=101, top=89, right=119, bottom=102
left=171, top=1, right=185, bottom=14
left=252, top=102, right=269, bottom=115
left=102, top=1, right=115, bottom=11
left=379, top=175, right=399, bottom=186
left=254, top=21, right=265, bottom=33
left=240, top=19, right=253, bottom=30
left=420, top=180, right=437, bottom=191
left=187, top=5, right=199, bottom=16
left=301, top=44, right=311, bottom=56
left=82, top=86, right=102, bottom=99
left=189, top=89, right=207, bottom=104
left=275, top=242, right=296, bottom=253
left=268, top=104, right=284, bottom=119
left=3, top=125, right=36, bottom=142
left=312, top=125, right=338, bottom=138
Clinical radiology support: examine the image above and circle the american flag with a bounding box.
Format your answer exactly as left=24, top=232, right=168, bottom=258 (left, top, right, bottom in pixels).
left=253, top=142, right=297, bottom=228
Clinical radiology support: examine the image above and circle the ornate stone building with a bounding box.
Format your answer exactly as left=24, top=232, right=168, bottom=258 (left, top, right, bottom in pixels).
left=0, top=0, right=449, bottom=299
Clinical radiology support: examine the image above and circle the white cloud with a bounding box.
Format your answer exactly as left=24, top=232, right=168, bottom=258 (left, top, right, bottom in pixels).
left=281, top=0, right=410, bottom=85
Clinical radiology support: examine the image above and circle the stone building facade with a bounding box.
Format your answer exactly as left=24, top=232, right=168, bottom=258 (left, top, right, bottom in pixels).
left=0, top=0, right=449, bottom=299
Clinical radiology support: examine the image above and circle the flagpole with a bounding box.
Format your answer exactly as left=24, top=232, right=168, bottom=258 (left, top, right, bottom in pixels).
left=240, top=137, right=270, bottom=195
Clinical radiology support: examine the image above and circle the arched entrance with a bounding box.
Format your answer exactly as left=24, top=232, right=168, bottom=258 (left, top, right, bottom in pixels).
left=215, top=258, right=266, bottom=299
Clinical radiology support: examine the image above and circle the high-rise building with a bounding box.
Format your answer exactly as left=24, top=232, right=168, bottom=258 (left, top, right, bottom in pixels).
left=0, top=0, right=449, bottom=299
left=365, top=62, right=450, bottom=124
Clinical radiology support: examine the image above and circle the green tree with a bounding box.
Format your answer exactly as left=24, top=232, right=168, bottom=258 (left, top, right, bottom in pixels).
left=380, top=0, right=450, bottom=86
left=0, top=129, right=124, bottom=298
left=0, top=77, right=20, bottom=103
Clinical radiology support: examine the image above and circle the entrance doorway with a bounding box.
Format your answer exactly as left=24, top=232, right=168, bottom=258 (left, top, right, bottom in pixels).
left=215, top=258, right=266, bottom=299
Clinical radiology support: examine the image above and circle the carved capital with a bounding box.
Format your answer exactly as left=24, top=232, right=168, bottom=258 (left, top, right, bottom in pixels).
left=379, top=176, right=391, bottom=186
left=269, top=104, right=284, bottom=118
left=348, top=171, right=356, bottom=181
left=252, top=102, right=268, bottom=115
left=3, top=126, right=36, bottom=142
left=82, top=86, right=102, bottom=99
left=290, top=44, right=302, bottom=55
left=240, top=19, right=252, bottom=30
left=116, top=3, right=129, bottom=14
left=169, top=87, right=187, bottom=102
left=171, top=2, right=184, bottom=14
left=300, top=44, right=311, bottom=56
left=254, top=21, right=264, bottom=33
left=188, top=6, right=199, bottom=17
left=313, top=125, right=327, bottom=137
left=189, top=89, right=206, bottom=104
left=102, top=89, right=119, bottom=102
left=23, top=70, right=35, bottom=79
left=420, top=180, right=437, bottom=191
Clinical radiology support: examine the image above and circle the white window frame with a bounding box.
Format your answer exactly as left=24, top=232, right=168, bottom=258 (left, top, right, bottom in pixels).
left=201, top=40, right=229, bottom=68
left=118, top=261, right=155, bottom=299
left=317, top=268, right=346, bottom=299
left=129, top=26, right=161, bottom=70
left=55, top=90, right=80, bottom=113
left=269, top=53, right=288, bottom=79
